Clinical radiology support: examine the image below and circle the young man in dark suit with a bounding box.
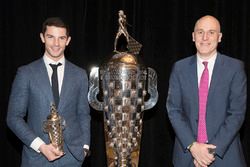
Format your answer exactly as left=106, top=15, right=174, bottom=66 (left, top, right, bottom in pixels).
left=7, top=17, right=90, bottom=167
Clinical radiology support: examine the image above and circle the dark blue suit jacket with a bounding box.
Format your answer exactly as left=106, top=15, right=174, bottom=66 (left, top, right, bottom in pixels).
left=7, top=58, right=91, bottom=167
left=166, top=53, right=247, bottom=167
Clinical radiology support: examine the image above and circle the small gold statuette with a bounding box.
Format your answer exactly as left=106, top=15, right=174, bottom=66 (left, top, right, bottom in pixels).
left=43, top=103, right=66, bottom=152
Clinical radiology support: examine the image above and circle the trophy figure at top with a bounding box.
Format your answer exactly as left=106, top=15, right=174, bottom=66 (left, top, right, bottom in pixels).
left=88, top=10, right=158, bottom=167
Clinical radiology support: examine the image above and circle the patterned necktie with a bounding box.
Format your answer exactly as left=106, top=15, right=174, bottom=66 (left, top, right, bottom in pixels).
left=197, top=61, right=209, bottom=143
left=49, top=63, right=62, bottom=108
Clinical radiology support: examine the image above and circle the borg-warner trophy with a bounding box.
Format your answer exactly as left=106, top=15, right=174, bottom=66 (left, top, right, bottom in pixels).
left=88, top=10, right=158, bottom=167
left=43, top=103, right=66, bottom=152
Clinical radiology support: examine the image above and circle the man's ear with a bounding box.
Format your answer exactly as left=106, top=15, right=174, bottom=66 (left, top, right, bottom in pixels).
left=192, top=32, right=195, bottom=42
left=218, top=32, right=222, bottom=43
left=66, top=36, right=71, bottom=46
left=40, top=33, right=45, bottom=43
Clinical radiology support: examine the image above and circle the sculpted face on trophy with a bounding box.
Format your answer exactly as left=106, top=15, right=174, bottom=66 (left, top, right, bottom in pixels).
left=88, top=10, right=158, bottom=167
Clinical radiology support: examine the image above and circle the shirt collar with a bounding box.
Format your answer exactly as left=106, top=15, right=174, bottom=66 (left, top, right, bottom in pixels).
left=43, top=55, right=65, bottom=66
left=197, top=52, right=217, bottom=66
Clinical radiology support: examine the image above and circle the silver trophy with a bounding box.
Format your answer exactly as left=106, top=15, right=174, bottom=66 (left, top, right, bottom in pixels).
left=43, top=103, right=66, bottom=152
left=88, top=10, right=158, bottom=167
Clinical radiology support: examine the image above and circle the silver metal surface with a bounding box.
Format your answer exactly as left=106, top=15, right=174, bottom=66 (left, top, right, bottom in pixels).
left=88, top=10, right=158, bottom=167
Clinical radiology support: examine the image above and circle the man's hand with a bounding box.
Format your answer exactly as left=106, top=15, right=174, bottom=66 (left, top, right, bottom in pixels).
left=190, top=142, right=216, bottom=167
left=194, top=159, right=207, bottom=167
left=39, top=143, right=64, bottom=161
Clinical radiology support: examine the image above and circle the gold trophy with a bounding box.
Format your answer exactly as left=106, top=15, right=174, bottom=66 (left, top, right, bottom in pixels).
left=43, top=103, right=66, bottom=152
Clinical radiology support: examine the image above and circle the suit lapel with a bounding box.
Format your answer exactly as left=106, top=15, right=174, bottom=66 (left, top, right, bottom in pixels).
left=189, top=56, right=199, bottom=119
left=206, top=53, right=224, bottom=139
left=58, top=60, right=72, bottom=111
left=32, top=58, right=54, bottom=103
left=207, top=54, right=223, bottom=104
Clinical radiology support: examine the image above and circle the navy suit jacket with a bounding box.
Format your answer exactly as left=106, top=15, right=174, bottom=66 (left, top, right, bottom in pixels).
left=166, top=53, right=247, bottom=167
left=7, top=58, right=91, bottom=167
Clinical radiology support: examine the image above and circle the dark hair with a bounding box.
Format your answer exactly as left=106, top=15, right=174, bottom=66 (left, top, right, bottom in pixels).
left=42, top=17, right=70, bottom=36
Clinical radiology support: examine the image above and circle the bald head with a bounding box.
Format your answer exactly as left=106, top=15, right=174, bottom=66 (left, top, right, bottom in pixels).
left=194, top=15, right=221, bottom=32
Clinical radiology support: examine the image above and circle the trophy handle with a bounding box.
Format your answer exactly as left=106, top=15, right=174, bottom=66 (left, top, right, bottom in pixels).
left=88, top=67, right=104, bottom=111
left=144, top=67, right=158, bottom=110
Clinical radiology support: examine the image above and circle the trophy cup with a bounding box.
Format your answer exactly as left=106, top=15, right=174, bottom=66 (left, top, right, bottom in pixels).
left=88, top=10, right=158, bottom=167
left=43, top=103, right=66, bottom=152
